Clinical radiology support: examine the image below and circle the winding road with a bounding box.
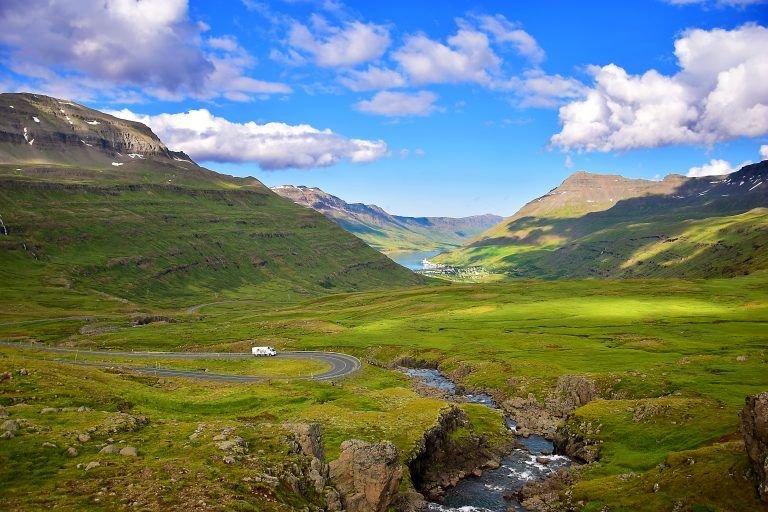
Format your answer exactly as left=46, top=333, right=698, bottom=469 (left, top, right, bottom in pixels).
left=0, top=341, right=361, bottom=382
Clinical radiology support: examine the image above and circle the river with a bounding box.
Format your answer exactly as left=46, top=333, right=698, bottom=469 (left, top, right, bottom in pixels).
left=401, top=368, right=571, bottom=512
left=388, top=250, right=441, bottom=271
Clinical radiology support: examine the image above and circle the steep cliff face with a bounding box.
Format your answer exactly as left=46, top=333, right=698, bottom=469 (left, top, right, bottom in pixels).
left=329, top=439, right=404, bottom=512
left=741, top=392, right=768, bottom=502
left=0, top=92, right=188, bottom=166
left=407, top=405, right=511, bottom=501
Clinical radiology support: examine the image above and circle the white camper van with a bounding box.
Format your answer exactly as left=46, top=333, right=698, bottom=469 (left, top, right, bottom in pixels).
left=251, top=346, right=277, bottom=357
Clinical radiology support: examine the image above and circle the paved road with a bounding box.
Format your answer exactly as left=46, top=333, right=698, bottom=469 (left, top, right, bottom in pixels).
left=0, top=341, right=361, bottom=382
left=185, top=299, right=298, bottom=314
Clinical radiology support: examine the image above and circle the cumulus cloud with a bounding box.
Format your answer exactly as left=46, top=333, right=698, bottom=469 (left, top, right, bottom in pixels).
left=110, top=109, right=388, bottom=170
left=551, top=24, right=768, bottom=152
left=393, top=28, right=501, bottom=86
left=0, top=0, right=289, bottom=101
left=286, top=16, right=390, bottom=67
left=354, top=91, right=439, bottom=117
left=686, top=159, right=741, bottom=177
left=337, top=66, right=406, bottom=91
left=761, top=145, right=768, bottom=160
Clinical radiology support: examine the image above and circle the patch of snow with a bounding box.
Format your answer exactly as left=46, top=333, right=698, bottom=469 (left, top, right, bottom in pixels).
left=748, top=182, right=763, bottom=191
left=80, top=139, right=93, bottom=147
left=0, top=214, right=8, bottom=236
left=22, top=127, right=33, bottom=144
left=59, top=109, right=65, bottom=113
left=32, top=116, right=40, bottom=123
left=739, top=181, right=745, bottom=186
left=111, top=162, right=124, bottom=167
left=86, top=120, right=100, bottom=125
left=127, top=153, right=144, bottom=159
left=9, top=105, right=14, bottom=109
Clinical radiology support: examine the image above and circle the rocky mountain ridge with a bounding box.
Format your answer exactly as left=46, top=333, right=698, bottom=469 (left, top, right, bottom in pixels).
left=436, top=162, right=768, bottom=278
left=272, top=184, right=502, bottom=253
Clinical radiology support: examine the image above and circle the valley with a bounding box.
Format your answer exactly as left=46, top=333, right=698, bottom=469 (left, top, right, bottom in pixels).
left=0, top=91, right=766, bottom=512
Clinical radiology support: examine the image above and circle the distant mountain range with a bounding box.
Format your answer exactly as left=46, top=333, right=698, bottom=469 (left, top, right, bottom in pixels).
left=0, top=92, right=422, bottom=306
left=271, top=185, right=503, bottom=253
left=435, top=164, right=768, bottom=278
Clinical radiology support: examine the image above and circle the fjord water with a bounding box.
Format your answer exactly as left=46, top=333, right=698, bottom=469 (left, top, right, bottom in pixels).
left=388, top=250, right=441, bottom=271
left=403, top=369, right=571, bottom=512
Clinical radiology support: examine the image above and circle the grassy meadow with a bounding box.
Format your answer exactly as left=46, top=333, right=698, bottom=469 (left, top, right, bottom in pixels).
left=1, top=272, right=767, bottom=510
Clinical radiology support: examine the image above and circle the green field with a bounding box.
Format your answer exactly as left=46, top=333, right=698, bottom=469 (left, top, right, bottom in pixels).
left=1, top=273, right=767, bottom=510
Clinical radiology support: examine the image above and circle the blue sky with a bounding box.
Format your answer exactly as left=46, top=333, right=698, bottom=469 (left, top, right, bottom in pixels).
left=1, top=0, right=767, bottom=216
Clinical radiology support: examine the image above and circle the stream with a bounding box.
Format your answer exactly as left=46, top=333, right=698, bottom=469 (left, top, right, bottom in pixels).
left=402, top=368, right=571, bottom=512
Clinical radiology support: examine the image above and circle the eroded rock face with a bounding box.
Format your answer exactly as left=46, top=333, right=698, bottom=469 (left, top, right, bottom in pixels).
left=284, top=422, right=325, bottom=462
left=407, top=405, right=509, bottom=502
left=329, top=439, right=403, bottom=512
left=556, top=375, right=597, bottom=408
left=741, top=392, right=768, bottom=502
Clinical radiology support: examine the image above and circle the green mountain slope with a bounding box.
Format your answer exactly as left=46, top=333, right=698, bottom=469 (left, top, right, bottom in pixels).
left=436, top=163, right=768, bottom=278
left=271, top=185, right=502, bottom=253
left=0, top=93, right=423, bottom=309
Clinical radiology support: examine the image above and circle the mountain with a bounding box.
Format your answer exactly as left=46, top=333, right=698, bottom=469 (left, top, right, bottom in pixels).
left=435, top=163, right=768, bottom=278
left=271, top=184, right=503, bottom=253
left=0, top=93, right=423, bottom=308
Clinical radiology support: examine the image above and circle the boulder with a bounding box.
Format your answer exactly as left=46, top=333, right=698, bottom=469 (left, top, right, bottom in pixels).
left=66, top=446, right=78, bottom=457
left=1, top=419, right=19, bottom=432
left=85, top=461, right=100, bottom=471
left=0, top=406, right=8, bottom=418
left=740, top=392, right=768, bottom=502
left=77, top=433, right=91, bottom=443
left=329, top=440, right=403, bottom=512
left=1, top=430, right=13, bottom=439
left=99, top=444, right=119, bottom=454
left=119, top=446, right=138, bottom=457
left=40, top=407, right=59, bottom=414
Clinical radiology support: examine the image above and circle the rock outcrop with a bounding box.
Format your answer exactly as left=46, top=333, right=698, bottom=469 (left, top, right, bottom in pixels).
left=502, top=375, right=599, bottom=439
left=284, top=422, right=325, bottom=461
left=741, top=392, right=768, bottom=502
left=407, top=405, right=510, bottom=501
left=329, top=440, right=403, bottom=512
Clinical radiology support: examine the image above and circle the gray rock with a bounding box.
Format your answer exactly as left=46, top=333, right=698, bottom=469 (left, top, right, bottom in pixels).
left=283, top=422, right=325, bottom=461
left=66, top=446, right=79, bottom=457
left=85, top=461, right=100, bottom=471
left=1, top=419, right=19, bottom=431
left=1, top=430, right=13, bottom=439
left=741, top=392, right=768, bottom=502
left=0, top=406, right=8, bottom=418
left=119, top=446, right=138, bottom=457
left=42, top=442, right=57, bottom=448
left=99, top=444, right=119, bottom=454
left=329, top=439, right=403, bottom=512
left=40, top=407, right=59, bottom=414
left=77, top=433, right=91, bottom=443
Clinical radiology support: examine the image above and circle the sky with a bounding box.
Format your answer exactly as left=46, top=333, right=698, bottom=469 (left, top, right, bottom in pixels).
left=0, top=0, right=767, bottom=217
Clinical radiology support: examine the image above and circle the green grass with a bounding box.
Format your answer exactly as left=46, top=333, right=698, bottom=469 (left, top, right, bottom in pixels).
left=1, top=272, right=767, bottom=509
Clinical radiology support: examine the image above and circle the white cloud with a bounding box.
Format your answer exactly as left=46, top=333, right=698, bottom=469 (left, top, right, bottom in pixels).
left=0, top=0, right=289, bottom=102
left=393, top=28, right=501, bottom=86
left=686, top=158, right=752, bottom=177
left=686, top=159, right=738, bottom=177
left=500, top=70, right=586, bottom=108
left=565, top=155, right=574, bottom=169
left=286, top=17, right=390, bottom=67
left=109, top=109, right=388, bottom=170
left=354, top=91, right=439, bottom=117
left=337, top=66, right=406, bottom=91
left=760, top=144, right=768, bottom=160
left=472, top=14, right=545, bottom=64
left=552, top=24, right=768, bottom=152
